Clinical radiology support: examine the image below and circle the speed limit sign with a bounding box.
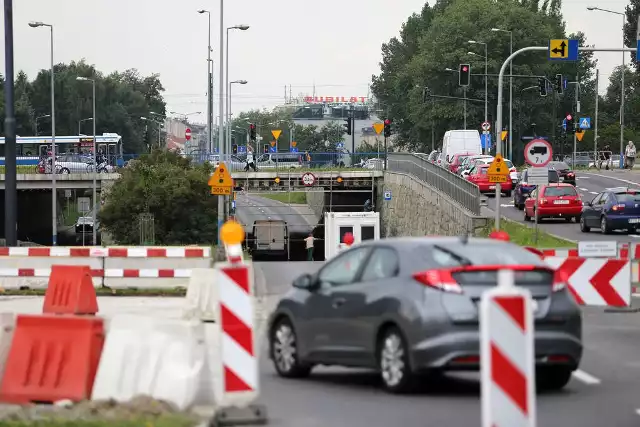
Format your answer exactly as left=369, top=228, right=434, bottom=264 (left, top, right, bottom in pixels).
left=301, top=172, right=316, bottom=187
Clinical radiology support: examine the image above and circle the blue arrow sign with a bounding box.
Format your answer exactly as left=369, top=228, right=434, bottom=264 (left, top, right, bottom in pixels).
left=562, top=118, right=567, bottom=130
left=384, top=191, right=392, bottom=201
left=290, top=147, right=299, bottom=153
left=269, top=146, right=276, bottom=153
left=237, top=145, right=247, bottom=153
left=480, top=133, right=492, bottom=150
left=579, top=117, right=591, bottom=129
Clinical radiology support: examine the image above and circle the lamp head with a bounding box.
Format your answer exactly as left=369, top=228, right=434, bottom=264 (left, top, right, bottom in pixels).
left=587, top=7, right=595, bottom=10
left=197, top=9, right=207, bottom=14
left=28, top=21, right=44, bottom=28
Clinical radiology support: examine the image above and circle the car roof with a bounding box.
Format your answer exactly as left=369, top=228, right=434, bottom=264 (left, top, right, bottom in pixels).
left=353, top=235, right=511, bottom=249
left=543, top=183, right=573, bottom=187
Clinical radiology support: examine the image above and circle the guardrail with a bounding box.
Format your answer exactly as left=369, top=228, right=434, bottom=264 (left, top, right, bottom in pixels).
left=386, top=152, right=482, bottom=215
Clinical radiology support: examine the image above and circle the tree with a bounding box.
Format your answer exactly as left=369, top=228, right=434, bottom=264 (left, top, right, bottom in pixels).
left=624, top=0, right=640, bottom=69
left=99, top=150, right=218, bottom=245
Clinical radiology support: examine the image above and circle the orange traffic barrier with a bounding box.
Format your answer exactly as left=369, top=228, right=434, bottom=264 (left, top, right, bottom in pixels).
left=0, top=314, right=105, bottom=403
left=43, top=265, right=99, bottom=315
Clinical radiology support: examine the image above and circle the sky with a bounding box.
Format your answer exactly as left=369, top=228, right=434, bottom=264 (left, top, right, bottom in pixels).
left=0, top=0, right=633, bottom=127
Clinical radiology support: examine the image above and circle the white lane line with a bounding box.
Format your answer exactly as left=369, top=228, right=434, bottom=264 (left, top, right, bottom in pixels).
left=579, top=172, right=640, bottom=188
left=589, top=191, right=598, bottom=195
left=580, top=187, right=588, bottom=191
left=572, top=369, right=601, bottom=385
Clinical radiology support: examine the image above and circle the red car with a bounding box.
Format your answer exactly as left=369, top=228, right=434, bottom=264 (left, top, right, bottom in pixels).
left=466, top=164, right=512, bottom=196
left=524, top=183, right=582, bottom=222
left=448, top=152, right=474, bottom=174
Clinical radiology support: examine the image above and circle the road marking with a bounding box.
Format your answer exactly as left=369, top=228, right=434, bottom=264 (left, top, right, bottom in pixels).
left=580, top=172, right=640, bottom=188
left=589, top=191, right=598, bottom=195
left=580, top=188, right=588, bottom=191
left=635, top=409, right=640, bottom=416
left=500, top=204, right=514, bottom=207
left=572, top=369, right=601, bottom=385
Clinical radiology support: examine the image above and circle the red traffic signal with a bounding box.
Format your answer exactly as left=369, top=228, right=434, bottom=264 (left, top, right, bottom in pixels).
left=384, top=119, right=391, bottom=125
left=462, top=66, right=468, bottom=72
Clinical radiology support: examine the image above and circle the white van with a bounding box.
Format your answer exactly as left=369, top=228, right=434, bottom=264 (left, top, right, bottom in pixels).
left=442, top=130, right=482, bottom=164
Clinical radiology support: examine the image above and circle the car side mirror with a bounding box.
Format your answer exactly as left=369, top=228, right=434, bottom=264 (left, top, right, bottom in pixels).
left=293, top=273, right=316, bottom=290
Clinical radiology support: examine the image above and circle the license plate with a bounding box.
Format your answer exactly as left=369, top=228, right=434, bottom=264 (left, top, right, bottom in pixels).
left=629, top=218, right=640, bottom=224
left=489, top=185, right=496, bottom=190
left=554, top=200, right=570, bottom=205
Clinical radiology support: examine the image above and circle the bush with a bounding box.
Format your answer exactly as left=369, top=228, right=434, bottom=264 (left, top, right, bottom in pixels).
left=99, top=150, right=218, bottom=245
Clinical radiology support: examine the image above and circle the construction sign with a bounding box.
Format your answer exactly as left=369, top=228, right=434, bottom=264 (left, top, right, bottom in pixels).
left=487, top=153, right=509, bottom=183
left=208, top=162, right=233, bottom=196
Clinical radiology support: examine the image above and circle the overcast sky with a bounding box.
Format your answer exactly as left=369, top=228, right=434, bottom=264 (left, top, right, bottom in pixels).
left=0, top=0, right=632, bottom=126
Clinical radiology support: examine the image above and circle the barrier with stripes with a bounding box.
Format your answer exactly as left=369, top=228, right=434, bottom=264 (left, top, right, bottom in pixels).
left=480, top=270, right=536, bottom=427
left=0, top=246, right=211, bottom=289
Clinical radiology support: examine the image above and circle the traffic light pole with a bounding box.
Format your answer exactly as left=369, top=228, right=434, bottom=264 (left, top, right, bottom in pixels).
left=572, top=71, right=580, bottom=169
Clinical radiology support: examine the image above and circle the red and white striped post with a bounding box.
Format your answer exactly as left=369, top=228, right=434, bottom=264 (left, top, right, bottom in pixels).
left=480, top=270, right=536, bottom=427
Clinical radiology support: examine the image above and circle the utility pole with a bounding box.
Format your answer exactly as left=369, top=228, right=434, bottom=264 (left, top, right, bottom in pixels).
left=4, top=0, right=17, bottom=246
left=594, top=69, right=599, bottom=160
left=217, top=0, right=225, bottom=231
left=463, top=87, right=467, bottom=129
left=573, top=72, right=580, bottom=169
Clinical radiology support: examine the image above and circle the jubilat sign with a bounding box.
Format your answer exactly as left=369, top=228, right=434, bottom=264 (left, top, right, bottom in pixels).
left=304, top=96, right=367, bottom=104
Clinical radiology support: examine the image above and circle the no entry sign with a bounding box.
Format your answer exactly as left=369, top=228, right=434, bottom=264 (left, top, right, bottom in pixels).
left=185, top=128, right=192, bottom=141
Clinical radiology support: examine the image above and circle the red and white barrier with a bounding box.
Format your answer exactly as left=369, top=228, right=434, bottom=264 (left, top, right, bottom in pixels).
left=0, top=246, right=210, bottom=258
left=481, top=270, right=536, bottom=427
left=544, top=257, right=630, bottom=307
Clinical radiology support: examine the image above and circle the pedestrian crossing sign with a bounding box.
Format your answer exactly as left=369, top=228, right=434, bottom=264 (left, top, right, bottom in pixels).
left=579, top=117, right=591, bottom=129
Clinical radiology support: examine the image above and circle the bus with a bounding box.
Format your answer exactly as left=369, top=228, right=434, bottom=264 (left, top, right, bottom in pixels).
left=0, top=133, right=125, bottom=167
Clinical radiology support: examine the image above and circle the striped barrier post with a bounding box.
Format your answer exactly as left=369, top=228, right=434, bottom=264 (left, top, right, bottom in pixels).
left=481, top=269, right=536, bottom=427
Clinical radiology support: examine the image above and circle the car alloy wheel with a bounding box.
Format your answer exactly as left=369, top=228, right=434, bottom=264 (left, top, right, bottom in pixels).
left=379, top=328, right=412, bottom=393
left=270, top=319, right=311, bottom=378
left=601, top=216, right=609, bottom=234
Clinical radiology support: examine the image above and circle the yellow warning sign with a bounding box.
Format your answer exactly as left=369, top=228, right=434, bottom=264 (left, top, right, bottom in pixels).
left=501, top=130, right=508, bottom=142
left=549, top=39, right=569, bottom=59
left=271, top=129, right=282, bottom=140
left=576, top=130, right=585, bottom=142
left=291, top=141, right=297, bottom=147
left=208, top=162, right=233, bottom=196
left=372, top=123, right=384, bottom=135
left=489, top=175, right=509, bottom=183
left=487, top=153, right=510, bottom=176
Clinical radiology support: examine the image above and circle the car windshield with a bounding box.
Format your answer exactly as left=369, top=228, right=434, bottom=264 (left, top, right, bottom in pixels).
left=616, top=193, right=640, bottom=202
left=478, top=167, right=488, bottom=175
left=549, top=170, right=560, bottom=183
left=428, top=242, right=545, bottom=267
left=456, top=154, right=470, bottom=164
left=504, top=160, right=514, bottom=168
left=549, top=161, right=570, bottom=170
left=544, top=186, right=577, bottom=196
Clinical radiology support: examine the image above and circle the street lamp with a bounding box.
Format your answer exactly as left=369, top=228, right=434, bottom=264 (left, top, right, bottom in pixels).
left=468, top=40, right=488, bottom=128
left=227, top=80, right=248, bottom=155
left=141, top=117, right=163, bottom=150
left=35, top=114, right=50, bottom=136
left=492, top=28, right=514, bottom=160
left=587, top=6, right=626, bottom=166
left=225, top=25, right=250, bottom=157
left=29, top=20, right=57, bottom=245
left=197, top=10, right=213, bottom=153
left=76, top=76, right=98, bottom=245
left=78, top=117, right=92, bottom=135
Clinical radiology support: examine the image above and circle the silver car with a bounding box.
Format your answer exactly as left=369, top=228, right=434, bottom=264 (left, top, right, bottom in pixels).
left=267, top=237, right=582, bottom=393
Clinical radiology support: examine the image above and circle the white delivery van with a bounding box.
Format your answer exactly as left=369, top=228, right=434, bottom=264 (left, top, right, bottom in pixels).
left=442, top=130, right=482, bottom=164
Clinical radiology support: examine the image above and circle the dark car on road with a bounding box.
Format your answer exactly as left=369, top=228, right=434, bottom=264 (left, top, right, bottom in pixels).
left=548, top=161, right=576, bottom=185
left=513, top=168, right=560, bottom=209
left=267, top=237, right=582, bottom=393
left=580, top=187, right=640, bottom=234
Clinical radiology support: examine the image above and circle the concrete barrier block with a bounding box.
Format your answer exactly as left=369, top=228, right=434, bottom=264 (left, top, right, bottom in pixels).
left=0, top=257, right=103, bottom=289
left=184, top=269, right=219, bottom=322
left=0, top=313, right=15, bottom=383
left=102, top=257, right=210, bottom=289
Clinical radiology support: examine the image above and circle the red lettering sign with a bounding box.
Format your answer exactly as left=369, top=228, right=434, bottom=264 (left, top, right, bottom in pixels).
left=303, top=96, right=367, bottom=104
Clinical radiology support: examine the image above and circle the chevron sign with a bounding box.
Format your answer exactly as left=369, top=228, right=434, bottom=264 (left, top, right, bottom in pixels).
left=544, top=257, right=631, bottom=307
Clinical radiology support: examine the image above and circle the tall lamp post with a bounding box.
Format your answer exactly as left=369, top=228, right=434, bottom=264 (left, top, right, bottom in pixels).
left=35, top=114, right=50, bottom=136
left=5, top=0, right=17, bottom=246
left=76, top=76, right=97, bottom=245
left=225, top=25, right=250, bottom=156
left=227, top=80, right=248, bottom=154
left=197, top=9, right=213, bottom=153
left=217, top=0, right=225, bottom=234
left=78, top=117, right=92, bottom=135
left=29, top=20, right=57, bottom=245
left=491, top=28, right=513, bottom=160
left=587, top=6, right=626, bottom=166
left=468, top=40, right=488, bottom=126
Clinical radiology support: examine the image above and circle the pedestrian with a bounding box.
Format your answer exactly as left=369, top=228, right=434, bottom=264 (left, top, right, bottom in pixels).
left=625, top=140, right=636, bottom=169
left=245, top=146, right=257, bottom=172
left=304, top=232, right=315, bottom=261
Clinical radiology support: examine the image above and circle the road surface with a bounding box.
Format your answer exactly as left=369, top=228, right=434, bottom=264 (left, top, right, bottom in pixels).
left=235, top=193, right=316, bottom=234
left=487, top=169, right=640, bottom=243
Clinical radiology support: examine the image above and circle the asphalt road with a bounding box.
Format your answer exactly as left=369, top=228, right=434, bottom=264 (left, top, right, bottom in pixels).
left=235, top=193, right=316, bottom=234
left=487, top=169, right=640, bottom=243
left=252, top=261, right=640, bottom=427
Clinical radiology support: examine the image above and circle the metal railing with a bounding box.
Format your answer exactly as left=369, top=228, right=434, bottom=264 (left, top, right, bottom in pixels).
left=386, top=152, right=481, bottom=215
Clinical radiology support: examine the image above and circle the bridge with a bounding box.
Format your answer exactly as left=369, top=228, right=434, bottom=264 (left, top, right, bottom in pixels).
left=231, top=170, right=383, bottom=191
left=0, top=173, right=120, bottom=190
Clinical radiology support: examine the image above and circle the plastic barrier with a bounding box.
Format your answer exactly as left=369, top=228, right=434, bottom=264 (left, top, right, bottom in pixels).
left=544, top=257, right=631, bottom=307
left=43, top=265, right=99, bottom=315
left=480, top=270, right=536, bottom=427
left=0, top=246, right=211, bottom=289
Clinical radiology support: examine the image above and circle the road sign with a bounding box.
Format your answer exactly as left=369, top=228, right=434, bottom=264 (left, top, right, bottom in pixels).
left=291, top=141, right=297, bottom=147
left=579, top=117, right=591, bottom=129
left=270, top=141, right=276, bottom=147
left=269, top=146, right=276, bottom=153
left=78, top=197, right=91, bottom=213
left=524, top=139, right=553, bottom=167
left=301, top=172, right=316, bottom=187
left=487, top=153, right=510, bottom=184
left=576, top=129, right=585, bottom=142
left=208, top=162, right=233, bottom=196
left=336, top=142, right=344, bottom=149
left=271, top=130, right=282, bottom=140
left=548, top=39, right=579, bottom=61
left=384, top=191, right=392, bottom=201
left=373, top=123, right=384, bottom=135
left=290, top=147, right=299, bottom=153
left=562, top=118, right=567, bottom=130
left=500, top=130, right=508, bottom=142
left=480, top=133, right=492, bottom=150
left=481, top=121, right=491, bottom=132
left=527, top=167, right=549, bottom=186
left=237, top=145, right=247, bottom=153
left=185, top=128, right=191, bottom=141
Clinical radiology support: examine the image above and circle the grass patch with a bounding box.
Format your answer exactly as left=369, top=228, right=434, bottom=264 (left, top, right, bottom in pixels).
left=259, top=192, right=307, bottom=204
left=478, top=218, right=576, bottom=248
left=0, top=165, right=39, bottom=174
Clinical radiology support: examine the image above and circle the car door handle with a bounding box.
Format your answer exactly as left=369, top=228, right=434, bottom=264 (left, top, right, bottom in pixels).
left=332, top=298, right=346, bottom=308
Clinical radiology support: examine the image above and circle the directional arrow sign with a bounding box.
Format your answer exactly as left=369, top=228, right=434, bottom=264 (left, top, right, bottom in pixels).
left=551, top=40, right=567, bottom=57
left=271, top=129, right=282, bottom=140
left=549, top=39, right=579, bottom=61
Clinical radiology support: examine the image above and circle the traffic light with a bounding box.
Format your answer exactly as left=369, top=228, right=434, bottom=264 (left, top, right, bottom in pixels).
left=565, top=113, right=575, bottom=133
left=343, top=117, right=352, bottom=135
left=459, top=64, right=470, bottom=87
left=384, top=119, right=392, bottom=138
left=263, top=143, right=268, bottom=153
left=249, top=123, right=257, bottom=141
left=232, top=144, right=238, bottom=154
left=538, top=77, right=547, bottom=96
left=555, top=74, right=564, bottom=94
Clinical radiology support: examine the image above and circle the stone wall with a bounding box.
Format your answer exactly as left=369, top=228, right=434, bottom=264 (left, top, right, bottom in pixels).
left=305, top=190, right=325, bottom=220
left=376, top=172, right=487, bottom=237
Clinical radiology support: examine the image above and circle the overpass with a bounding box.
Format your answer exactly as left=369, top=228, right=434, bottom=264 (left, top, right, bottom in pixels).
left=0, top=173, right=120, bottom=189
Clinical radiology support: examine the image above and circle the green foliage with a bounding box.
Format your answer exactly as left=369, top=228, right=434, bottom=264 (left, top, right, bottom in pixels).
left=0, top=60, right=166, bottom=154
left=98, top=150, right=218, bottom=245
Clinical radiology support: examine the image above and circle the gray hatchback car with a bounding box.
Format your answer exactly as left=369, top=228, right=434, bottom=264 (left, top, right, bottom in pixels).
left=267, top=237, right=582, bottom=393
